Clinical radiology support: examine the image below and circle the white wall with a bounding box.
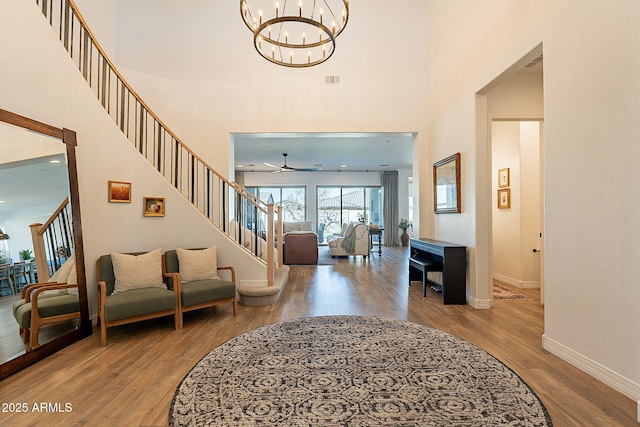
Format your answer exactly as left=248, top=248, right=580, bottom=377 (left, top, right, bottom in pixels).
left=425, top=0, right=640, bottom=403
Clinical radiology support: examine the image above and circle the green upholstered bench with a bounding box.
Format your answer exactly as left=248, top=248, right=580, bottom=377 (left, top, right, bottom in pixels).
left=96, top=251, right=181, bottom=346
left=13, top=282, right=80, bottom=350
left=163, top=248, right=237, bottom=328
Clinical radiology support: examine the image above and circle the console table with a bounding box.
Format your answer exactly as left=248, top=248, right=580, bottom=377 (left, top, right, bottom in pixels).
left=408, top=238, right=467, bottom=305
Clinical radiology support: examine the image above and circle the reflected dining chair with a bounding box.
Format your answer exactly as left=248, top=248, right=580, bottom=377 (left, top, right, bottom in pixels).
left=11, top=261, right=30, bottom=292
left=29, top=259, right=38, bottom=283
left=0, top=263, right=15, bottom=295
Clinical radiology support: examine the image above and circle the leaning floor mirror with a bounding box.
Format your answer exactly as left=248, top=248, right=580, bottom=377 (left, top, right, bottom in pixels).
left=0, top=108, right=91, bottom=379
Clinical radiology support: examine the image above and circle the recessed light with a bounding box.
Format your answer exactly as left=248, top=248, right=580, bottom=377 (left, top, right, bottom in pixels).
left=237, top=165, right=244, bottom=168
left=341, top=164, right=347, bottom=168
left=50, top=159, right=61, bottom=164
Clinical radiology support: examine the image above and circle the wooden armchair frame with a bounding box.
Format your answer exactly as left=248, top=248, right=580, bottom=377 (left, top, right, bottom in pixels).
left=17, top=282, right=80, bottom=350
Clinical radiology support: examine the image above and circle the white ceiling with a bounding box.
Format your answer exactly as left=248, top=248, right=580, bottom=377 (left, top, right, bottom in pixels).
left=234, top=132, right=414, bottom=173
left=0, top=154, right=69, bottom=222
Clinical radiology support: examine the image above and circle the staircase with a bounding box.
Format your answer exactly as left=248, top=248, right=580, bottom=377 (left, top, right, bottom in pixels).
left=33, top=0, right=286, bottom=302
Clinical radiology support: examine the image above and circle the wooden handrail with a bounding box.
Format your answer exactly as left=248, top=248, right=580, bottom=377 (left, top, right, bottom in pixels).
left=38, top=197, right=69, bottom=234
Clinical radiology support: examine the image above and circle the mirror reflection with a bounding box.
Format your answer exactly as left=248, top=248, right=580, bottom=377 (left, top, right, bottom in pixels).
left=0, top=122, right=78, bottom=364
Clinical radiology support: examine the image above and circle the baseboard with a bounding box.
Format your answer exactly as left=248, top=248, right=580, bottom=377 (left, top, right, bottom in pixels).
left=493, top=273, right=540, bottom=289
left=467, top=295, right=492, bottom=309
left=543, top=334, right=640, bottom=403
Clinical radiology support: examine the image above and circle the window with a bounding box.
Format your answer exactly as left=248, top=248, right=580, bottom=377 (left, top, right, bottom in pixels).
left=316, top=186, right=382, bottom=243
left=247, top=186, right=306, bottom=222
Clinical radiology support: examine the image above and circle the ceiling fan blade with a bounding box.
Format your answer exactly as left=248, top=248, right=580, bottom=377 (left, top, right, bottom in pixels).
left=264, top=162, right=280, bottom=168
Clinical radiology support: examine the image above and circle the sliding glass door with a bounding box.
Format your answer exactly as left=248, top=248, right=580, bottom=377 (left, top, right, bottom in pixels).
left=316, top=186, right=382, bottom=243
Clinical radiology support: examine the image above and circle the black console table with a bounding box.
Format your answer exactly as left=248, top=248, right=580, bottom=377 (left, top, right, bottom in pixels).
left=409, top=238, right=467, bottom=305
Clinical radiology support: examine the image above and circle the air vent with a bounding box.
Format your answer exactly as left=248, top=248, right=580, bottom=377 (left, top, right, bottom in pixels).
left=325, top=75, right=340, bottom=84
left=525, top=55, right=543, bottom=68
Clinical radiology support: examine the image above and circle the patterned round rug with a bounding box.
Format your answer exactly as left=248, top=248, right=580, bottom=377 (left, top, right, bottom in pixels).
left=169, top=316, right=552, bottom=426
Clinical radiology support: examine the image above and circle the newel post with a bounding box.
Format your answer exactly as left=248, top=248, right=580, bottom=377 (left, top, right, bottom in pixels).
left=267, top=203, right=275, bottom=287
left=277, top=206, right=283, bottom=267
left=29, top=223, right=50, bottom=282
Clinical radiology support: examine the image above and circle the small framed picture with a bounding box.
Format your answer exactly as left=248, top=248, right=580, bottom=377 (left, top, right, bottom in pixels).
left=108, top=180, right=131, bottom=203
left=143, top=197, right=165, bottom=217
left=498, top=189, right=511, bottom=209
left=498, top=168, right=510, bottom=188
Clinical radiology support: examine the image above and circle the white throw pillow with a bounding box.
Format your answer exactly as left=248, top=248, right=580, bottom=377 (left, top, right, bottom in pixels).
left=43, top=257, right=75, bottom=296
left=49, top=256, right=75, bottom=283
left=298, top=221, right=313, bottom=232
left=176, top=247, right=218, bottom=283
left=66, top=263, right=78, bottom=295
left=111, top=249, right=165, bottom=294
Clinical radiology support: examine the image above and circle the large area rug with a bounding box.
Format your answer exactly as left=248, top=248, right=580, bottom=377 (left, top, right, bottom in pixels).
left=169, top=316, right=552, bottom=426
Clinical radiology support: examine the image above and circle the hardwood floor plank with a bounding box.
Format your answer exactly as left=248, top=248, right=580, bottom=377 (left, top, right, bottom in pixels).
left=0, top=246, right=636, bottom=426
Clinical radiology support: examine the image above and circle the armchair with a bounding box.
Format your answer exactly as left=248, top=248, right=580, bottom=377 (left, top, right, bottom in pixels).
left=163, top=247, right=237, bottom=327
left=13, top=282, right=80, bottom=350
left=96, top=249, right=181, bottom=346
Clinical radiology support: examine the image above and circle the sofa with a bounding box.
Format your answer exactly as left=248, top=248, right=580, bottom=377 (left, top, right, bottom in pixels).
left=282, top=221, right=318, bottom=265
left=327, top=222, right=370, bottom=258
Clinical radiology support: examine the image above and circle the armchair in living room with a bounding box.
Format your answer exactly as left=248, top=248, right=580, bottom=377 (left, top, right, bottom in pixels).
left=327, top=222, right=370, bottom=258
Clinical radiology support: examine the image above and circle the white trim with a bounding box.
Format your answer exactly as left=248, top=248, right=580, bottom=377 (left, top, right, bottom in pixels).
left=543, top=334, right=640, bottom=403
left=467, top=295, right=492, bottom=310
left=493, top=273, right=540, bottom=289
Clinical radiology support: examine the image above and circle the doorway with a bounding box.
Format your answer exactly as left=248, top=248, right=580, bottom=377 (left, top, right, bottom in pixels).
left=491, top=120, right=544, bottom=303
left=475, top=44, right=544, bottom=309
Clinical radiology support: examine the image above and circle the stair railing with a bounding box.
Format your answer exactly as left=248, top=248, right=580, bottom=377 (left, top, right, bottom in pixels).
left=30, top=197, right=73, bottom=282
left=34, top=0, right=282, bottom=284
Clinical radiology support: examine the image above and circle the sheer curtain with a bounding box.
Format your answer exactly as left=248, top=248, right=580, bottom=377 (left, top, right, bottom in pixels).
left=382, top=171, right=399, bottom=246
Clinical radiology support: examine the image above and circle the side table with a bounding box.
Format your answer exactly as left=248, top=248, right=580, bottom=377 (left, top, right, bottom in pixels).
left=369, top=228, right=384, bottom=256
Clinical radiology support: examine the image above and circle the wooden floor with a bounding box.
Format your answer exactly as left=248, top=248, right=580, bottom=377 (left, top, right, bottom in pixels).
left=0, top=246, right=636, bottom=426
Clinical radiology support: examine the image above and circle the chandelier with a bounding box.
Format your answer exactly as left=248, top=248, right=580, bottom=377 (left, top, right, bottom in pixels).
left=240, top=0, right=349, bottom=68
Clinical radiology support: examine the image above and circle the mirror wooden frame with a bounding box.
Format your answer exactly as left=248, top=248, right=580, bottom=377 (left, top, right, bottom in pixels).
left=0, top=108, right=91, bottom=380
left=433, top=152, right=462, bottom=214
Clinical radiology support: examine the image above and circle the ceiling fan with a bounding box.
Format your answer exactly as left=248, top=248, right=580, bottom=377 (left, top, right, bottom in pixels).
left=264, top=153, right=322, bottom=172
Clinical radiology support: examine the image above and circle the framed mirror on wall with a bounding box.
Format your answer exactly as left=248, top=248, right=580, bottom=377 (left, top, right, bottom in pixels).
left=433, top=152, right=461, bottom=214
left=0, top=108, right=91, bottom=380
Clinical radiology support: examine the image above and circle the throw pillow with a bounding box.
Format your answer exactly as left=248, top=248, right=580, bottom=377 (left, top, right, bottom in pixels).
left=298, top=221, right=313, bottom=232
left=43, top=256, right=75, bottom=296
left=111, top=249, right=165, bottom=294
left=176, top=246, right=218, bottom=283
left=49, top=256, right=75, bottom=283
left=66, top=263, right=78, bottom=295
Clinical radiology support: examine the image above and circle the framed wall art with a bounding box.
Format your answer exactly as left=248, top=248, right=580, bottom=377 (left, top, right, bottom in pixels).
left=497, top=188, right=511, bottom=209
left=108, top=180, right=131, bottom=203
left=498, top=168, right=510, bottom=188
left=143, top=197, right=165, bottom=217
left=433, top=152, right=461, bottom=214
